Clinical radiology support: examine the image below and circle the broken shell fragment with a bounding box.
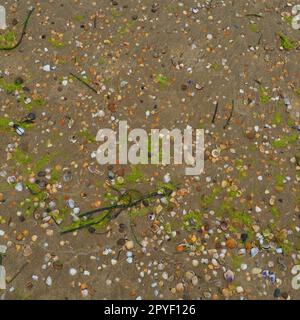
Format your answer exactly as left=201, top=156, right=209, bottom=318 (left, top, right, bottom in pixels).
left=211, top=148, right=221, bottom=158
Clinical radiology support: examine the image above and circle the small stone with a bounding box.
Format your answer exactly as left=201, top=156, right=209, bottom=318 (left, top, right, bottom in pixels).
left=81, top=288, right=89, bottom=297
left=203, top=291, right=211, bottom=299
left=185, top=271, right=194, bottom=281
left=236, top=286, right=244, bottom=294
left=63, top=170, right=72, bottom=182
left=67, top=199, right=75, bottom=209
left=269, top=195, right=276, bottom=206
left=176, top=282, right=184, bottom=292
left=111, top=259, right=117, bottom=266
left=45, top=276, right=52, bottom=287
left=125, top=240, right=134, bottom=250
left=73, top=207, right=80, bottom=215
left=191, top=276, right=198, bottom=286
left=250, top=247, right=259, bottom=257
left=0, top=245, right=7, bottom=254
left=195, top=83, right=204, bottom=90
left=226, top=238, right=237, bottom=249
left=246, top=131, right=255, bottom=140
left=252, top=267, right=262, bottom=275
left=14, top=77, right=24, bottom=85
left=241, top=233, right=248, bottom=242
left=163, top=173, right=171, bottom=183
left=241, top=263, right=248, bottom=271
left=192, top=259, right=199, bottom=267
left=52, top=261, right=63, bottom=271
left=43, top=64, right=51, bottom=72
left=273, top=288, right=281, bottom=298
left=15, top=182, right=23, bottom=192
left=23, top=245, right=32, bottom=257
left=255, top=206, right=262, bottom=213
left=117, top=238, right=126, bottom=246
left=224, top=270, right=235, bottom=282
left=69, top=268, right=77, bottom=276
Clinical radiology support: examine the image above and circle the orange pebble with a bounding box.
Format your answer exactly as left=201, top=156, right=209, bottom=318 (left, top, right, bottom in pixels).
left=226, top=238, right=237, bottom=249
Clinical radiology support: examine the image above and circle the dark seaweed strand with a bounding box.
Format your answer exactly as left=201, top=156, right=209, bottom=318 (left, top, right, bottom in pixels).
left=0, top=8, right=35, bottom=51
left=69, top=72, right=98, bottom=93
left=78, top=189, right=171, bottom=219
left=60, top=188, right=173, bottom=234
left=223, top=100, right=235, bottom=129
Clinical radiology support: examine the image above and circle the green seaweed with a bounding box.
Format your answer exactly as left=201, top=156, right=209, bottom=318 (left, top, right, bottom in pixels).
left=128, top=207, right=151, bottom=218
left=79, top=128, right=96, bottom=143
left=155, top=74, right=169, bottom=88
left=272, top=133, right=298, bottom=148
left=272, top=112, right=282, bottom=125
left=230, top=211, right=253, bottom=227
left=271, top=206, right=281, bottom=219
left=125, top=166, right=144, bottom=183
left=14, top=149, right=33, bottom=166
left=73, top=15, right=84, bottom=22
left=279, top=33, right=295, bottom=51
left=259, top=86, right=271, bottom=104
left=0, top=31, right=16, bottom=48
left=0, top=117, right=11, bottom=132
left=249, top=23, right=259, bottom=33
left=48, top=38, right=65, bottom=48
left=0, top=78, right=22, bottom=94
left=201, top=187, right=221, bottom=207
left=183, top=210, right=203, bottom=231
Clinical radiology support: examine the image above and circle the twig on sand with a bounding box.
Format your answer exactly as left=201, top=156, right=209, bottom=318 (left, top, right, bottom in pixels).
left=0, top=8, right=35, bottom=51
left=223, top=100, right=235, bottom=129
left=244, top=13, right=263, bottom=18
left=211, top=101, right=219, bottom=124
left=6, top=261, right=29, bottom=284
left=130, top=218, right=143, bottom=247
left=69, top=72, right=98, bottom=94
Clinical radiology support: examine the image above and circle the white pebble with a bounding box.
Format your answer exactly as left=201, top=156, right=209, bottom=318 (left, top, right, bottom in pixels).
left=69, top=268, right=77, bottom=276
left=42, top=64, right=51, bottom=72
left=45, top=276, right=52, bottom=287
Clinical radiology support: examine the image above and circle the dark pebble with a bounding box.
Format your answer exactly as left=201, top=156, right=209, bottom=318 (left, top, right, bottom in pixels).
left=273, top=288, right=281, bottom=298
left=14, top=77, right=24, bottom=85
left=53, top=260, right=63, bottom=270
left=241, top=233, right=248, bottom=242
left=18, top=215, right=26, bottom=222
left=11, top=18, right=18, bottom=26
left=35, top=179, right=47, bottom=189
left=37, top=171, right=46, bottom=177
left=117, top=238, right=126, bottom=246
left=281, top=292, right=289, bottom=299
left=118, top=223, right=126, bottom=233
left=181, top=84, right=188, bottom=91
left=63, top=170, right=72, bottom=182
left=26, top=112, right=36, bottom=121
left=108, top=171, right=115, bottom=180
left=88, top=227, right=96, bottom=234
